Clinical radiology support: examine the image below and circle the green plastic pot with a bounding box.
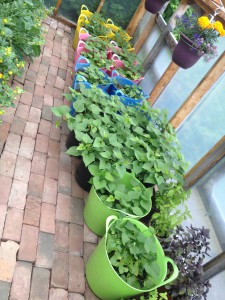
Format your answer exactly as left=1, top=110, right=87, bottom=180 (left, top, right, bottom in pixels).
left=83, top=172, right=152, bottom=236
left=86, top=216, right=179, bottom=300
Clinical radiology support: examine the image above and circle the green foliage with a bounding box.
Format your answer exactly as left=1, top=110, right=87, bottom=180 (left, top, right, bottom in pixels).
left=0, top=0, right=48, bottom=119
left=53, top=85, right=189, bottom=196
left=163, top=0, right=180, bottom=23
left=132, top=289, right=168, bottom=300
left=101, top=0, right=141, bottom=29
left=106, top=219, right=160, bottom=289
left=80, top=12, right=112, bottom=37
left=150, top=184, right=191, bottom=237
left=78, top=64, right=111, bottom=86
left=80, top=36, right=112, bottom=69
left=92, top=169, right=152, bottom=216
left=114, top=83, right=145, bottom=101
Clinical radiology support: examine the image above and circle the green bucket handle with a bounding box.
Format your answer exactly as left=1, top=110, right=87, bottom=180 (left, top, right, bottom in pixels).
left=106, top=215, right=118, bottom=232
left=153, top=256, right=179, bottom=290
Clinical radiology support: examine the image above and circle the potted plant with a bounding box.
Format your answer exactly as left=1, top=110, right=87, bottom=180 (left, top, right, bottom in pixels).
left=83, top=168, right=153, bottom=235
left=145, top=0, right=168, bottom=14
left=53, top=85, right=189, bottom=197
left=172, top=14, right=225, bottom=69
left=161, top=225, right=211, bottom=300
left=149, top=183, right=191, bottom=237
left=86, top=216, right=179, bottom=299
left=80, top=36, right=113, bottom=70
left=80, top=12, right=114, bottom=39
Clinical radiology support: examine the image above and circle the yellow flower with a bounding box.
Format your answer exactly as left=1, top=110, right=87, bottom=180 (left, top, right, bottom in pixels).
left=3, top=19, right=8, bottom=24
left=207, top=23, right=214, bottom=30
left=0, top=73, right=3, bottom=78
left=5, top=47, right=12, bottom=56
left=198, top=16, right=210, bottom=29
left=0, top=59, right=3, bottom=63
left=0, top=110, right=4, bottom=115
left=8, top=71, right=13, bottom=75
left=213, top=21, right=224, bottom=34
left=220, top=29, right=225, bottom=36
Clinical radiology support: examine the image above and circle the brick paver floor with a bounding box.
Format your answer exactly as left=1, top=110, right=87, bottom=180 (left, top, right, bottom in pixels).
left=0, top=17, right=99, bottom=300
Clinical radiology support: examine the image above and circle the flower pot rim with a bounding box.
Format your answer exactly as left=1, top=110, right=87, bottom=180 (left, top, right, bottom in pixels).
left=91, top=172, right=152, bottom=218
left=179, top=32, right=201, bottom=54
left=102, top=217, right=162, bottom=292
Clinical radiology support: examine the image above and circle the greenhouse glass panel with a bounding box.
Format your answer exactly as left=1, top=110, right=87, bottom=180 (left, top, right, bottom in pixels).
left=195, top=156, right=225, bottom=251
left=44, top=0, right=100, bottom=22
left=176, top=71, right=225, bottom=170
left=44, top=0, right=141, bottom=28
left=101, top=0, right=141, bottom=29
left=153, top=39, right=225, bottom=120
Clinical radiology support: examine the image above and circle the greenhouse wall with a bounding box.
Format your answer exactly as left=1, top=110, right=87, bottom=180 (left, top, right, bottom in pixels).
left=134, top=6, right=225, bottom=297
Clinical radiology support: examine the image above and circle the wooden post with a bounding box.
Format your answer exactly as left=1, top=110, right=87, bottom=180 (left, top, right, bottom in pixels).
left=170, top=51, right=225, bottom=129
left=134, top=15, right=156, bottom=54
left=97, top=0, right=105, bottom=13
left=147, top=62, right=179, bottom=105
left=126, top=0, right=146, bottom=36
left=143, top=0, right=190, bottom=71
left=54, top=0, right=62, bottom=15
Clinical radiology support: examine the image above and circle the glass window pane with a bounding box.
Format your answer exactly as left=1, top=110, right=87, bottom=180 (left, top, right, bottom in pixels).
left=195, top=156, right=225, bottom=251
left=207, top=271, right=225, bottom=299
left=176, top=70, right=225, bottom=170
left=101, top=0, right=141, bottom=29
left=153, top=39, right=225, bottom=120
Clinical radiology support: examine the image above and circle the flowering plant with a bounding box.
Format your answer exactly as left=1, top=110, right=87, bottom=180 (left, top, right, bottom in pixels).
left=174, top=13, right=225, bottom=61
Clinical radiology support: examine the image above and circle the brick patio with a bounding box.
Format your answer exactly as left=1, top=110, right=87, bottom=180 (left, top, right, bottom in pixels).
left=0, top=17, right=99, bottom=300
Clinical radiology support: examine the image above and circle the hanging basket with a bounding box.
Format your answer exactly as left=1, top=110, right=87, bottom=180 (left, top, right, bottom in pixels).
left=145, top=0, right=166, bottom=14
left=172, top=33, right=203, bottom=69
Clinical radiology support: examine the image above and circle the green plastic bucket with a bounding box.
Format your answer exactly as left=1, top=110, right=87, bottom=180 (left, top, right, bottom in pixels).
left=83, top=173, right=152, bottom=236
left=86, top=216, right=179, bottom=300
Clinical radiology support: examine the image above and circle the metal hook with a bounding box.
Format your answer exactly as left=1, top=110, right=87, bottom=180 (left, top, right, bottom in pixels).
left=209, top=7, right=222, bottom=22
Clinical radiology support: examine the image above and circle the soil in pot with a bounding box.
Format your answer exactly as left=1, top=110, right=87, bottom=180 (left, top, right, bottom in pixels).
left=75, top=159, right=92, bottom=192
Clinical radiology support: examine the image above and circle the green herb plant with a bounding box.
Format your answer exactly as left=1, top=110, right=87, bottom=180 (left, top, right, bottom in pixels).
left=132, top=289, right=168, bottom=300
left=113, top=82, right=145, bottom=101
left=52, top=85, right=189, bottom=197
left=80, top=12, right=113, bottom=37
left=91, top=168, right=153, bottom=216
left=77, top=64, right=111, bottom=86
left=150, top=183, right=191, bottom=237
left=80, top=37, right=113, bottom=70
left=106, top=219, right=160, bottom=289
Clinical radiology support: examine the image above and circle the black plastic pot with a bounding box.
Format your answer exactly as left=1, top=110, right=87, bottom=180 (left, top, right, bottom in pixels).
left=66, top=130, right=82, bottom=160
left=75, top=159, right=92, bottom=192
left=145, top=0, right=166, bottom=14
left=66, top=130, right=80, bottom=149
left=140, top=187, right=157, bottom=226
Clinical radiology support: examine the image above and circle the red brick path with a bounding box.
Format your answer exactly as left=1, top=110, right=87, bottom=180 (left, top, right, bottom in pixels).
left=0, top=17, right=98, bottom=300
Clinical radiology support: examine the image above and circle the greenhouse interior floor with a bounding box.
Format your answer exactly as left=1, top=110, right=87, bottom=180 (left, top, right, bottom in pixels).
left=0, top=17, right=99, bottom=300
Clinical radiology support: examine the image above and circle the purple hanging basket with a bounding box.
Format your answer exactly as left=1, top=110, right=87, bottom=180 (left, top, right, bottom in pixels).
left=145, top=0, right=166, bottom=14
left=172, top=33, right=203, bottom=69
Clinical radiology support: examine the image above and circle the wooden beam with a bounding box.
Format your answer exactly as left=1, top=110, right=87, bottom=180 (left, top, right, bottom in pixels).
left=147, top=62, right=179, bottom=105
left=184, top=136, right=225, bottom=188
left=97, top=0, right=105, bottom=13
left=170, top=51, right=225, bottom=129
left=143, top=0, right=190, bottom=72
left=126, top=0, right=146, bottom=36
left=134, top=15, right=156, bottom=54
left=204, top=252, right=225, bottom=280
left=52, top=14, right=76, bottom=28
left=53, top=0, right=62, bottom=15
left=195, top=0, right=225, bottom=25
